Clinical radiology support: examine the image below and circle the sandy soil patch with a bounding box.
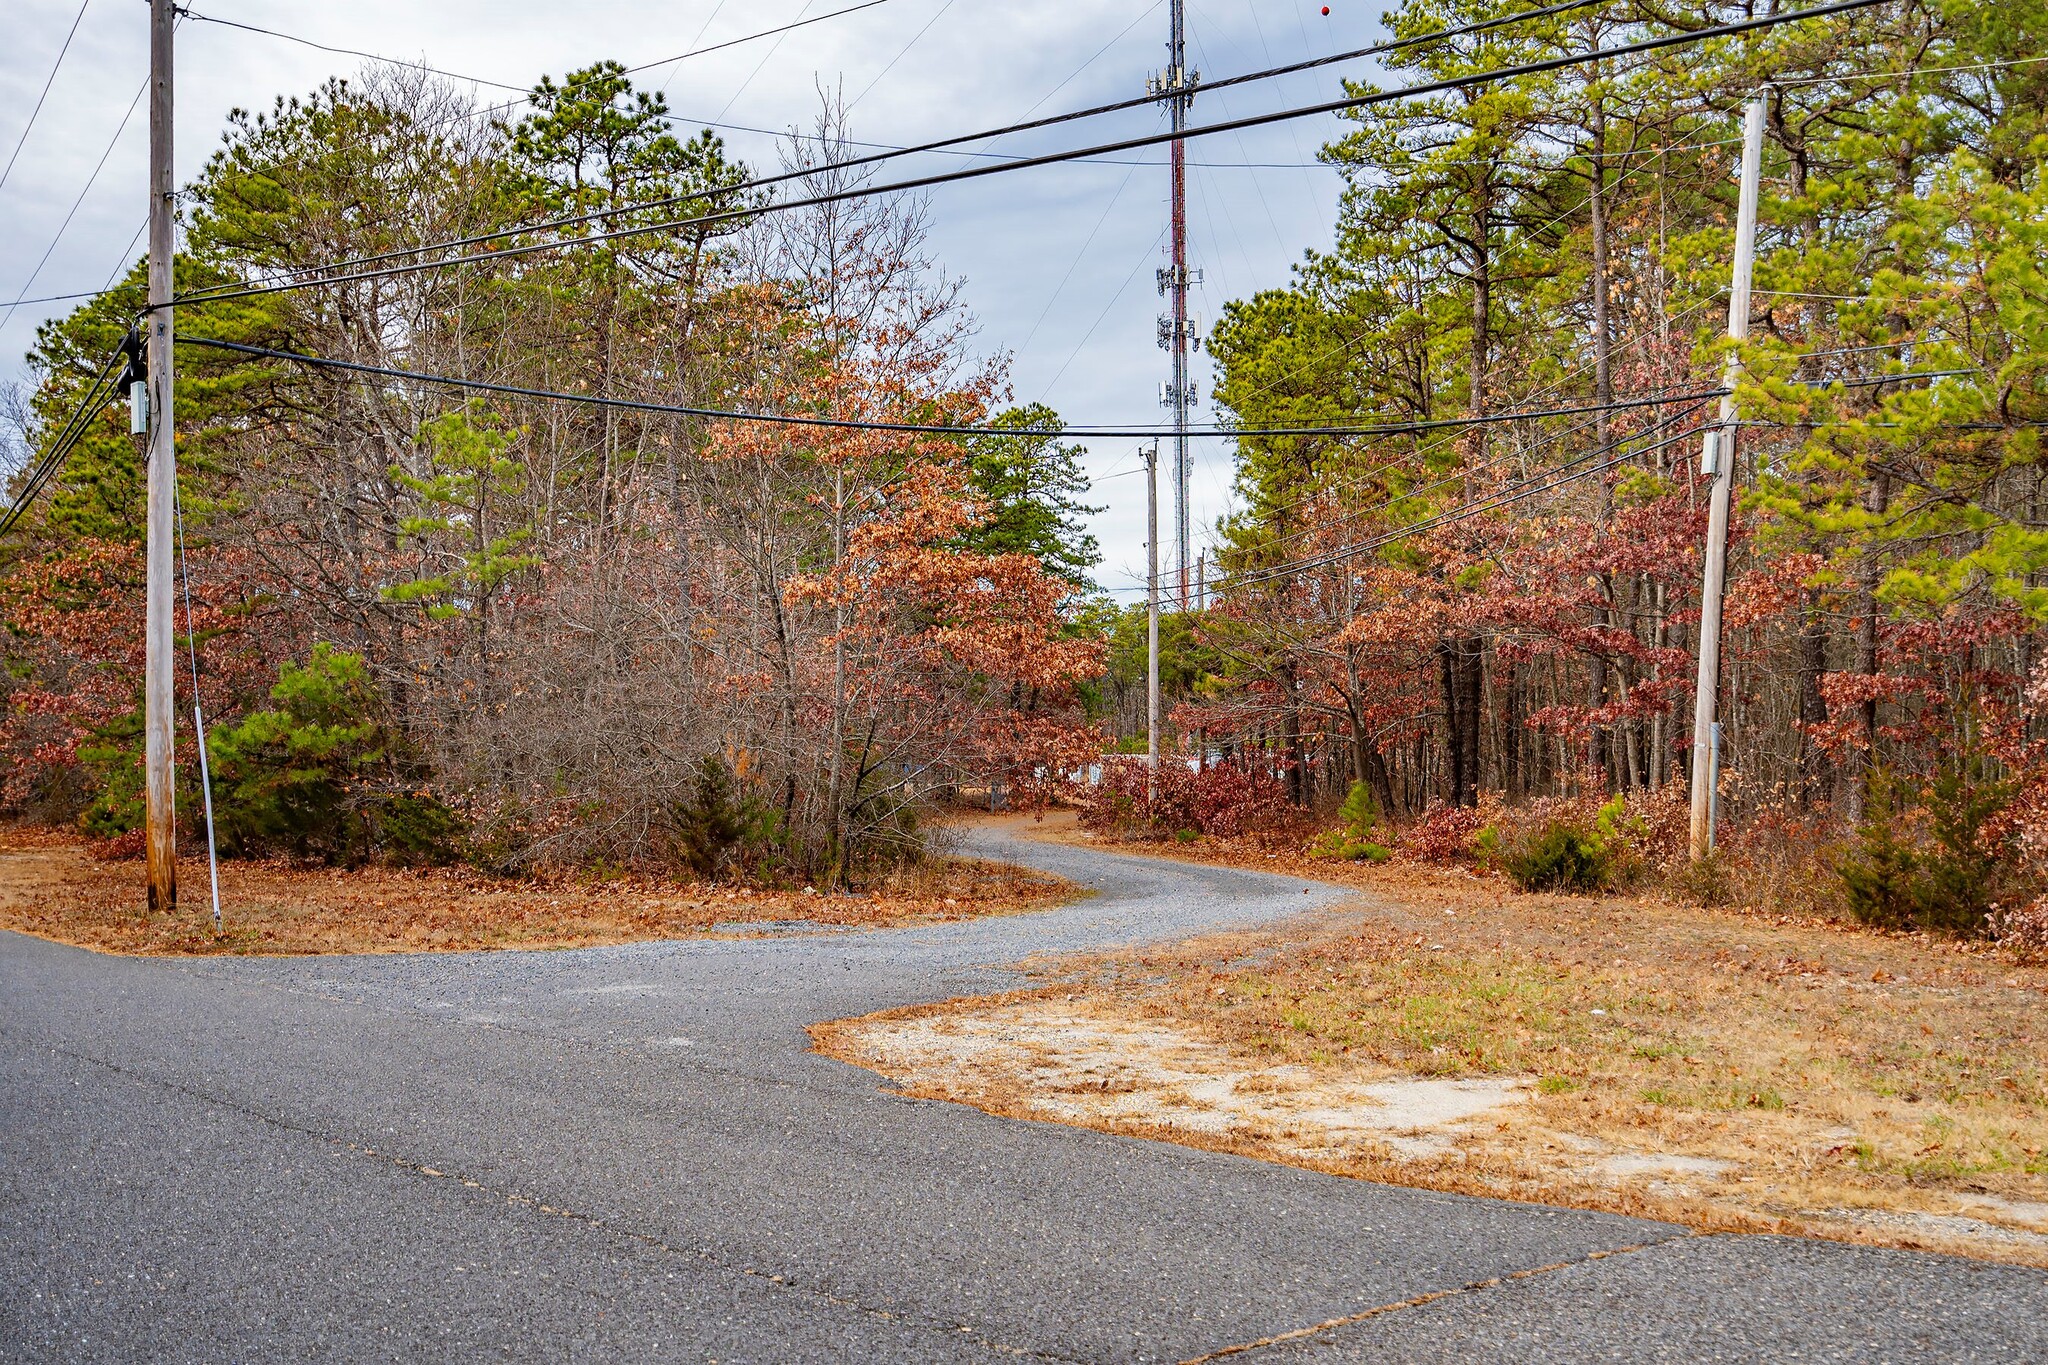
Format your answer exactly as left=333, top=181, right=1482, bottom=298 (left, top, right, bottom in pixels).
left=819, top=823, right=2048, bottom=1267
left=832, top=999, right=1533, bottom=1154
left=823, top=990, right=2048, bottom=1266
left=0, top=825, right=1073, bottom=956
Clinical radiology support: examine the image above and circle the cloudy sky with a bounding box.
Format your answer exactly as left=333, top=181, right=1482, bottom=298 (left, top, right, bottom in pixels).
left=0, top=0, right=1392, bottom=601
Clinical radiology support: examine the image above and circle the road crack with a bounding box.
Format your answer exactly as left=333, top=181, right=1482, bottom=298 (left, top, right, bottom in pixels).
left=1175, top=1235, right=1695, bottom=1362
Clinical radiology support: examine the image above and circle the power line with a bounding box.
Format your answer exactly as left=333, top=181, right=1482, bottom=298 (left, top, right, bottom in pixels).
left=1220, top=362, right=1974, bottom=564
left=650, top=0, right=728, bottom=99
left=182, top=335, right=1170, bottom=437
left=1218, top=136, right=1739, bottom=541
left=177, top=1, right=896, bottom=176
left=1221, top=299, right=1723, bottom=539
left=1230, top=417, right=1717, bottom=589
left=1247, top=377, right=1716, bottom=556
left=0, top=347, right=125, bottom=539
left=1013, top=155, right=1149, bottom=359
left=1202, top=109, right=1767, bottom=540
left=182, top=1, right=895, bottom=92
left=101, top=218, right=149, bottom=291
left=165, top=6, right=1422, bottom=295
left=1225, top=367, right=1983, bottom=585
left=0, top=283, right=126, bottom=311
left=712, top=0, right=825, bottom=126
left=1219, top=120, right=1745, bottom=439
left=0, top=71, right=150, bottom=332
left=7, top=217, right=149, bottom=315
left=1771, top=52, right=2048, bottom=84
left=182, top=10, right=524, bottom=92
left=1246, top=395, right=1720, bottom=573
left=183, top=335, right=1774, bottom=441
left=174, top=0, right=1675, bottom=307
left=629, top=1, right=894, bottom=75
left=846, top=0, right=958, bottom=113
left=1034, top=227, right=1168, bottom=404
left=0, top=0, right=91, bottom=198
left=974, top=0, right=1165, bottom=154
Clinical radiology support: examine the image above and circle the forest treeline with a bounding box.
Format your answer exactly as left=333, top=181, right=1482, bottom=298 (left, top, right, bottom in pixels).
left=2, top=1, right=2044, bottom=924
left=1198, top=0, right=2045, bottom=819
left=0, top=66, right=1105, bottom=884
left=1180, top=0, right=2046, bottom=927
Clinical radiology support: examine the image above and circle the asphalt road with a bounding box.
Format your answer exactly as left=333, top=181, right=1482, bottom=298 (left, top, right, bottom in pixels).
left=3, top=824, right=2044, bottom=1362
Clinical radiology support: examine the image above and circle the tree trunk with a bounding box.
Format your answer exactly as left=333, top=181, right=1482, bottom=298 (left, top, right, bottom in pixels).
left=1846, top=472, right=1892, bottom=821
left=1440, top=637, right=1462, bottom=806
left=1457, top=636, right=1483, bottom=806
left=1282, top=659, right=1306, bottom=808
left=1586, top=96, right=1613, bottom=790
left=1797, top=591, right=1830, bottom=808
left=1503, top=659, right=1524, bottom=800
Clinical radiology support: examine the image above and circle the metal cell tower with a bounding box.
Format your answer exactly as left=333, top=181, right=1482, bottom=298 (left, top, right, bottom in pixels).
left=1150, top=0, right=1199, bottom=605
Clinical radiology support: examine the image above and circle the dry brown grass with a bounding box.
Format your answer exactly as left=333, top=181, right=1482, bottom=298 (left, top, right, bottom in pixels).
left=819, top=821, right=2048, bottom=1266
left=0, top=824, right=1073, bottom=956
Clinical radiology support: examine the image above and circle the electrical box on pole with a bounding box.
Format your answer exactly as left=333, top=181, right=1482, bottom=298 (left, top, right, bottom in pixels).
left=118, top=329, right=147, bottom=434
left=1687, top=91, right=1766, bottom=861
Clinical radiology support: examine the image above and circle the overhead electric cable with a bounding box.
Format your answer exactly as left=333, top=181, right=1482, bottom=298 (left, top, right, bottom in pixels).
left=101, top=218, right=149, bottom=291
left=0, top=0, right=91, bottom=197
left=181, top=336, right=1768, bottom=441
left=1241, top=361, right=1979, bottom=557
left=649, top=0, right=729, bottom=100
left=1230, top=365, right=1984, bottom=585
left=175, top=0, right=1661, bottom=306
left=0, top=349, right=124, bottom=538
left=0, top=72, right=148, bottom=331
left=712, top=0, right=822, bottom=125
left=631, top=1, right=892, bottom=75
left=8, top=217, right=149, bottom=314
left=1013, top=155, right=1148, bottom=358
left=1248, top=378, right=1714, bottom=555
left=974, top=0, right=1165, bottom=150
left=182, top=1, right=893, bottom=92
left=1033, top=227, right=1168, bottom=403
left=1770, top=52, right=2048, bottom=83
left=182, top=10, right=523, bottom=90
left=1209, top=118, right=1767, bottom=518
left=1253, top=395, right=1720, bottom=568
left=1, top=386, right=117, bottom=533
left=1232, top=418, right=1717, bottom=588
left=846, top=0, right=958, bottom=112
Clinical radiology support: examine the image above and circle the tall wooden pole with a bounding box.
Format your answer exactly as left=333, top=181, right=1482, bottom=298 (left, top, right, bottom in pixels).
left=1687, top=92, right=1765, bottom=861
left=144, top=0, right=177, bottom=911
left=1145, top=442, right=1161, bottom=795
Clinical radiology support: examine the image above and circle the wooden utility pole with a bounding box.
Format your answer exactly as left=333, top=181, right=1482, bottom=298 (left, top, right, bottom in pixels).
left=144, top=0, right=177, bottom=911
left=1687, top=91, right=1765, bottom=861
left=1145, top=441, right=1161, bottom=793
